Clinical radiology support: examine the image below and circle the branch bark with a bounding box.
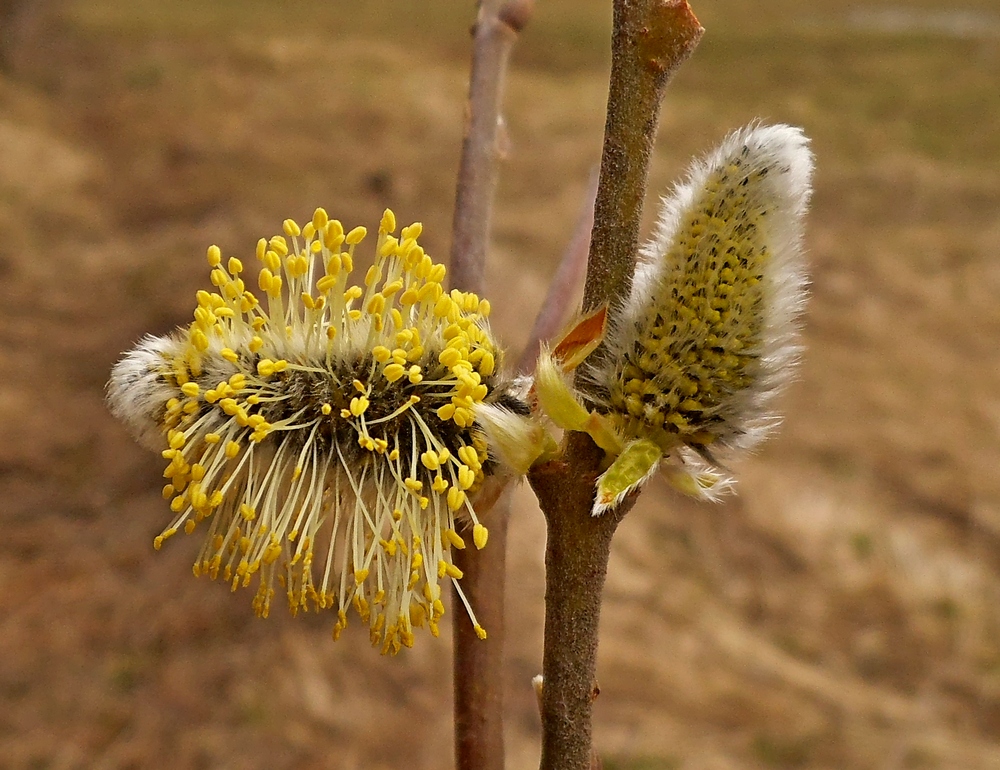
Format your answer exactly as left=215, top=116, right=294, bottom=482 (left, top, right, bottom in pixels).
left=528, top=3, right=703, bottom=769
left=517, top=169, right=599, bottom=373
left=584, top=0, right=703, bottom=312
left=449, top=3, right=534, bottom=770
left=449, top=0, right=533, bottom=293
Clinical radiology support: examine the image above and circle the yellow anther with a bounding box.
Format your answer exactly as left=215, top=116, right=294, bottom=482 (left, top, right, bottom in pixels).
left=474, top=625, right=487, bottom=640
left=384, top=363, right=406, bottom=382
left=380, top=209, right=396, bottom=234
left=316, top=274, right=338, bottom=294
left=263, top=249, right=281, bottom=272
left=180, top=382, right=200, bottom=398
left=457, top=465, right=476, bottom=490
left=321, top=403, right=332, bottom=415
left=349, top=396, right=369, bottom=416
left=263, top=543, right=282, bottom=565
left=439, top=348, right=462, bottom=368
left=444, top=529, right=466, bottom=550
left=473, top=524, right=489, bottom=550
left=207, top=245, right=222, bottom=267
left=228, top=257, right=243, bottom=274
left=257, top=359, right=275, bottom=377
left=225, top=440, right=241, bottom=459
left=283, top=218, right=301, bottom=237
left=404, top=477, right=423, bottom=493
left=345, top=226, right=367, bottom=245
left=309, top=207, right=329, bottom=231
left=433, top=295, right=453, bottom=318
left=447, top=487, right=466, bottom=512
left=190, top=328, right=209, bottom=352
left=453, top=407, right=474, bottom=428
left=478, top=351, right=496, bottom=376
left=344, top=286, right=363, bottom=304
left=428, top=264, right=446, bottom=283
left=438, top=561, right=464, bottom=580
left=421, top=451, right=440, bottom=471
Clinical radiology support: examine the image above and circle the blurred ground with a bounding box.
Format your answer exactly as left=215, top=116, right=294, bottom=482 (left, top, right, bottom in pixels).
left=1, top=1, right=999, bottom=768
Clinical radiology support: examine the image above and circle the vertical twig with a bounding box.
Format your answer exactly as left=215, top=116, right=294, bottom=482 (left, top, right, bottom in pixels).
left=449, top=0, right=534, bottom=293
left=516, top=169, right=599, bottom=374
left=449, top=3, right=534, bottom=770
left=527, top=3, right=703, bottom=770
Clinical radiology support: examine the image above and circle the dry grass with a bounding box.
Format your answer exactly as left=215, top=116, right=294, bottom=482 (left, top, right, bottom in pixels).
left=1, top=0, right=999, bottom=768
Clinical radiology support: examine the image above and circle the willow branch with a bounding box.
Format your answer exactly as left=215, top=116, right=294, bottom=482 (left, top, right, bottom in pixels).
left=528, top=3, right=703, bottom=770
left=449, top=3, right=534, bottom=770
left=449, top=0, right=534, bottom=293
left=583, top=0, right=703, bottom=312
left=517, top=169, right=599, bottom=373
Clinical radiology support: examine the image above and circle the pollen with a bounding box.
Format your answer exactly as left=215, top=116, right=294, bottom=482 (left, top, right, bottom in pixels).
left=107, top=207, right=520, bottom=654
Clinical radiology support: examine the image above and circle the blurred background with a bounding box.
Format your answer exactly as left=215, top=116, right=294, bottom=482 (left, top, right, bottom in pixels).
left=2, top=0, right=999, bottom=767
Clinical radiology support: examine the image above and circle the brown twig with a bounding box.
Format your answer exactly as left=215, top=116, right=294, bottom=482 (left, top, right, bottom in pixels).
left=527, top=3, right=703, bottom=769
left=449, top=0, right=534, bottom=293
left=449, top=2, right=534, bottom=770
left=516, top=168, right=599, bottom=373
left=583, top=0, right=703, bottom=313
